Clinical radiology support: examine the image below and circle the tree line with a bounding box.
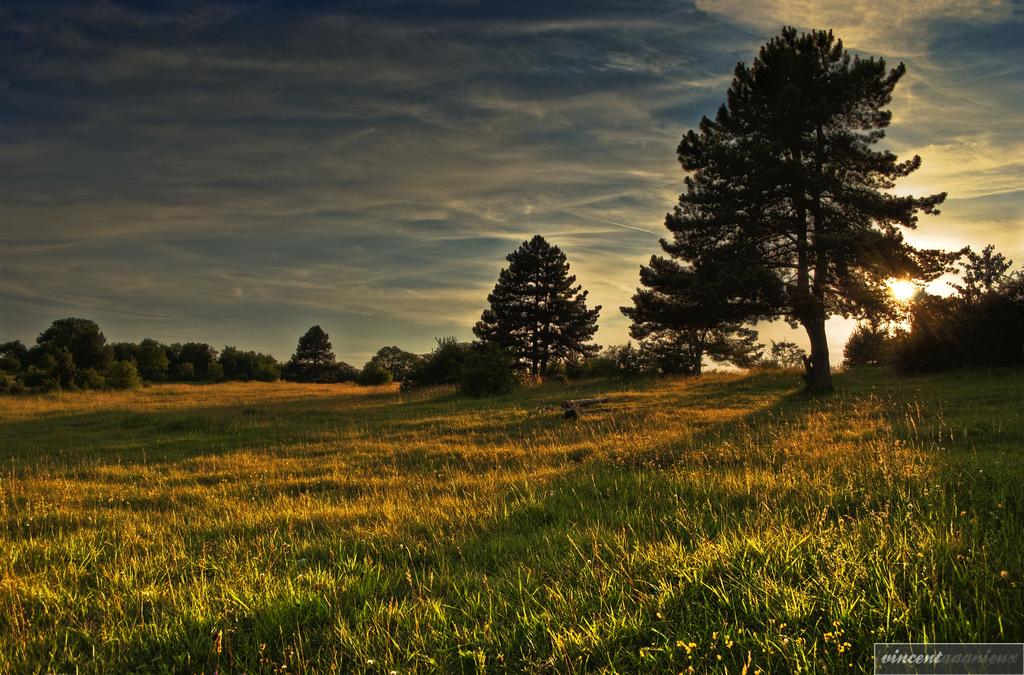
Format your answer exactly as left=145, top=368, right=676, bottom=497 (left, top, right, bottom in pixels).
left=2, top=27, right=1021, bottom=396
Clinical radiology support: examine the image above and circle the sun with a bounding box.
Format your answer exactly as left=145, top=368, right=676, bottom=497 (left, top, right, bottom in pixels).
left=888, top=278, right=918, bottom=303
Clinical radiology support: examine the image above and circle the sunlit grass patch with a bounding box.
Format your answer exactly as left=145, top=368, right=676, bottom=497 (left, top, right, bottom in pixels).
left=0, top=368, right=1021, bottom=672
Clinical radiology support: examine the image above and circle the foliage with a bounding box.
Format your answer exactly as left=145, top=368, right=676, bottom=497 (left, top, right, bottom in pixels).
left=0, top=340, right=29, bottom=373
left=219, top=346, right=281, bottom=382
left=635, top=27, right=955, bottom=392
left=843, top=322, right=898, bottom=368
left=356, top=360, right=393, bottom=386
left=136, top=338, right=170, bottom=382
left=169, top=343, right=218, bottom=381
left=105, top=360, right=142, bottom=390
left=401, top=337, right=471, bottom=390
left=75, top=368, right=107, bottom=390
left=283, top=326, right=341, bottom=383
left=758, top=341, right=807, bottom=370
left=474, top=235, right=600, bottom=377
left=368, top=346, right=424, bottom=382
left=458, top=344, right=516, bottom=396
left=36, top=317, right=113, bottom=372
left=642, top=327, right=762, bottom=375
left=893, top=248, right=1024, bottom=373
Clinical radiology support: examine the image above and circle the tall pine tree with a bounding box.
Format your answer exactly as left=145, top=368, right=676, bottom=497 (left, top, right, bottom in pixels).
left=630, top=27, right=955, bottom=392
left=285, top=325, right=337, bottom=382
left=475, top=235, right=600, bottom=377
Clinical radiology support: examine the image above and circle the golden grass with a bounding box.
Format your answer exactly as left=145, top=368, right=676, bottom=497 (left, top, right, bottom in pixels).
left=0, top=368, right=1021, bottom=672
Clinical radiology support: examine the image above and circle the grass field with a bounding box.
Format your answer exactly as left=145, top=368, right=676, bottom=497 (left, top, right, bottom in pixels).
left=1, top=368, right=1022, bottom=673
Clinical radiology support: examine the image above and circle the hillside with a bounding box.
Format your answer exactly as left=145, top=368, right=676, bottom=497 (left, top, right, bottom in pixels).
left=1, top=369, right=1022, bottom=672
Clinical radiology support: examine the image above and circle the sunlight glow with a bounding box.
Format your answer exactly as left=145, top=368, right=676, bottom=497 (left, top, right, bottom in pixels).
left=888, top=278, right=918, bottom=303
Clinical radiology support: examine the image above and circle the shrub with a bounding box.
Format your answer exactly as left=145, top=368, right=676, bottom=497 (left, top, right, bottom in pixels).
left=0, top=371, right=24, bottom=394
left=356, top=360, right=393, bottom=386
left=75, top=368, right=106, bottom=390
left=458, top=344, right=516, bottom=396
left=843, top=323, right=896, bottom=368
left=206, top=362, right=226, bottom=383
left=401, top=337, right=471, bottom=390
left=106, top=360, right=142, bottom=390
left=254, top=363, right=281, bottom=382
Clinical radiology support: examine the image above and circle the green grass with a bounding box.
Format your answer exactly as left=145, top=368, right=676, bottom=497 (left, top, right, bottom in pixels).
left=0, top=368, right=1022, bottom=673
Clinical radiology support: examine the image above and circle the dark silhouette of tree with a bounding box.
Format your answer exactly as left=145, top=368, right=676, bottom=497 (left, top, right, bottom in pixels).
left=401, top=337, right=470, bottom=390
left=218, top=346, right=280, bottom=382
left=284, top=325, right=341, bottom=382
left=474, top=235, right=600, bottom=377
left=634, top=27, right=955, bottom=392
left=36, top=317, right=113, bottom=371
left=761, top=341, right=807, bottom=369
left=0, top=341, right=28, bottom=373
left=623, top=261, right=763, bottom=373
left=172, top=342, right=218, bottom=380
left=894, top=245, right=1024, bottom=372
left=136, top=338, right=170, bottom=382
left=368, top=346, right=424, bottom=382
left=843, top=321, right=897, bottom=367
left=952, top=244, right=1018, bottom=301
left=641, top=327, right=762, bottom=375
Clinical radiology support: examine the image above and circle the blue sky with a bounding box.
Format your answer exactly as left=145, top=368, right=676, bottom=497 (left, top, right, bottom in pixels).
left=2, top=0, right=1022, bottom=365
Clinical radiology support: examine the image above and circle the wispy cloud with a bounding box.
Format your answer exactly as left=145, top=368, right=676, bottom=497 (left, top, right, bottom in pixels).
left=1, top=0, right=1020, bottom=363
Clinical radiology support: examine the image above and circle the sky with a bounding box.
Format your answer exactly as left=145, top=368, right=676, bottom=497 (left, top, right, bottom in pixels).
left=2, top=0, right=1022, bottom=366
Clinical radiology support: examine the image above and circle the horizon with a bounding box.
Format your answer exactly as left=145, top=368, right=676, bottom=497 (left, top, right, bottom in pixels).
left=2, top=1, right=1022, bottom=366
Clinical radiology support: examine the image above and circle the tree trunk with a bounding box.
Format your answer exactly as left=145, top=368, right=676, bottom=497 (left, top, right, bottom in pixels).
left=801, top=318, right=833, bottom=393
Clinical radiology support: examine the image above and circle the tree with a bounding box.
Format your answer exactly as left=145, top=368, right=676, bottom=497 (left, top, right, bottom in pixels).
left=106, top=360, right=142, bottom=390
left=36, top=317, right=113, bottom=372
left=284, top=325, right=338, bottom=383
left=168, top=342, right=217, bottom=380
left=952, top=244, right=1019, bottom=302
left=894, top=246, right=1024, bottom=372
left=136, top=338, right=170, bottom=382
left=356, top=360, right=393, bottom=386
left=401, top=337, right=470, bottom=390
left=634, top=27, right=954, bottom=392
left=219, top=346, right=280, bottom=382
left=760, top=341, right=807, bottom=369
left=474, top=235, right=601, bottom=377
left=843, top=321, right=896, bottom=367
left=0, top=341, right=28, bottom=373
left=641, top=327, right=762, bottom=375
left=458, top=343, right=516, bottom=396
left=368, top=346, right=424, bottom=382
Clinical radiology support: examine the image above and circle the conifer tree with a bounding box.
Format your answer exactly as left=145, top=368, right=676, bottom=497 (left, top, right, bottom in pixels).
left=474, top=235, right=600, bottom=377
left=285, top=325, right=337, bottom=382
left=628, top=27, right=956, bottom=392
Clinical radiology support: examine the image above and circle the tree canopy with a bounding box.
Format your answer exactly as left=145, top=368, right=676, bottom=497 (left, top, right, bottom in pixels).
left=474, top=235, right=600, bottom=377
left=284, top=325, right=348, bottom=383
left=628, top=27, right=954, bottom=391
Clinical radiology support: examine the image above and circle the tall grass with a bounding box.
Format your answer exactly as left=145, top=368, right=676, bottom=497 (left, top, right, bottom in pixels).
left=0, top=369, right=1021, bottom=672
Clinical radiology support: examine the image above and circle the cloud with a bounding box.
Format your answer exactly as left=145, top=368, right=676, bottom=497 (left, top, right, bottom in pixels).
left=1, top=0, right=1021, bottom=364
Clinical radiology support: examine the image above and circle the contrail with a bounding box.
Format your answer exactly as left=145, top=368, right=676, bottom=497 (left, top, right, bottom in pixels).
left=560, top=210, right=660, bottom=235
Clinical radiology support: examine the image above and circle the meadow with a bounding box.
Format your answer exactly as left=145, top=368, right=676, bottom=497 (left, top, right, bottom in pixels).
left=0, top=368, right=1021, bottom=673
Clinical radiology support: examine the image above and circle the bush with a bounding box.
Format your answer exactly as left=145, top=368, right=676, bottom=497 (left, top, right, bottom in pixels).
left=205, top=362, right=226, bottom=383
left=75, top=368, right=106, bottom=390
left=0, top=371, right=24, bottom=394
left=356, top=360, right=393, bottom=386
left=106, top=360, right=142, bottom=390
left=254, top=363, right=281, bottom=382
left=894, top=290, right=1024, bottom=373
left=458, top=344, right=516, bottom=396
left=401, top=337, right=471, bottom=390
left=843, top=323, right=896, bottom=368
